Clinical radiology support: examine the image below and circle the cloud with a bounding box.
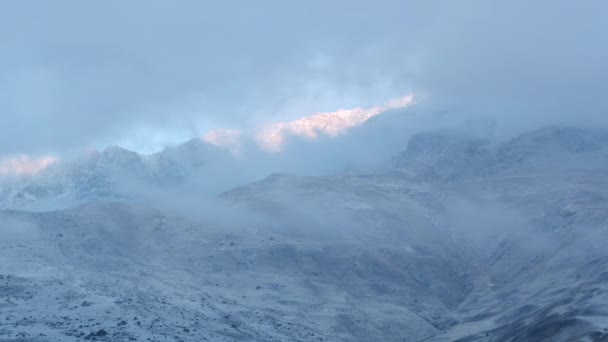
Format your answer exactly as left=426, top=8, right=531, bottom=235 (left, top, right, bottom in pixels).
left=411, top=1, right=608, bottom=136
left=0, top=155, right=59, bottom=177
left=203, top=129, right=244, bottom=155
left=0, top=1, right=606, bottom=156
left=204, top=94, right=414, bottom=153
left=0, top=1, right=417, bottom=155
left=0, top=212, right=40, bottom=242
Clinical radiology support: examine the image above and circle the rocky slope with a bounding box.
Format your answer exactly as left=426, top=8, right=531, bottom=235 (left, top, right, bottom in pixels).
left=1, top=126, right=607, bottom=341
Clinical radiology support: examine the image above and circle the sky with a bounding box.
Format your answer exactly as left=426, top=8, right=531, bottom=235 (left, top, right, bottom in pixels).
left=1, top=1, right=607, bottom=157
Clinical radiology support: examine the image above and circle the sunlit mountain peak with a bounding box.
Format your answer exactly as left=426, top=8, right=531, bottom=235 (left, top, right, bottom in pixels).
left=0, top=155, right=59, bottom=177
left=255, top=94, right=414, bottom=152
left=204, top=94, right=415, bottom=153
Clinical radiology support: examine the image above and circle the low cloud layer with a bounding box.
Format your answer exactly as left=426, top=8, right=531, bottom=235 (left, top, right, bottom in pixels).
left=204, top=94, right=414, bottom=153
left=1, top=1, right=606, bottom=156
left=0, top=155, right=59, bottom=177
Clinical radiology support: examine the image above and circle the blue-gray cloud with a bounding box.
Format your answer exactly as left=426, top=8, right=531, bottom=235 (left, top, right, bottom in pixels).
left=0, top=1, right=606, bottom=155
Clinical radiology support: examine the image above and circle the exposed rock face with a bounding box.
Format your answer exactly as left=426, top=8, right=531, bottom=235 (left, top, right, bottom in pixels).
left=391, top=131, right=492, bottom=181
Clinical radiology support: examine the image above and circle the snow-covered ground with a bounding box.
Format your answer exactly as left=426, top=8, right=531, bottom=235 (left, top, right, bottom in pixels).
left=1, top=126, right=607, bottom=341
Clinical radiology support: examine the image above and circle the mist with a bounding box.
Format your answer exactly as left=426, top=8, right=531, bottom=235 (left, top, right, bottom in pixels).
left=1, top=1, right=606, bottom=158
left=1, top=2, right=608, bottom=341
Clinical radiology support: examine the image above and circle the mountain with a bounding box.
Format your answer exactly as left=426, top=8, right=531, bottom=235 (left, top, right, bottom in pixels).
left=220, top=127, right=608, bottom=341
left=0, top=139, right=234, bottom=210
left=0, top=104, right=422, bottom=210
left=1, top=126, right=607, bottom=341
